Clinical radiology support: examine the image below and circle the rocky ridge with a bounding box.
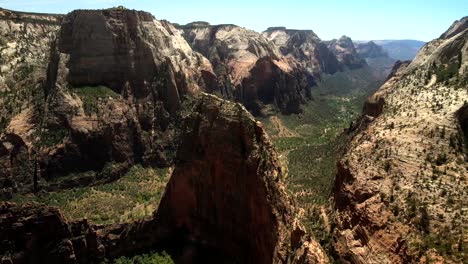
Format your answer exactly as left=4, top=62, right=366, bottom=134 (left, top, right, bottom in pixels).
left=355, top=41, right=389, bottom=59
left=0, top=93, right=328, bottom=264
left=178, top=22, right=311, bottom=114
left=334, top=17, right=468, bottom=264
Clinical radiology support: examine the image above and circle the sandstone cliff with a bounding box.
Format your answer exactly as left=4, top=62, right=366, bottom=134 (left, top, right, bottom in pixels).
left=263, top=27, right=340, bottom=77
left=179, top=22, right=311, bottom=114
left=0, top=8, right=216, bottom=195
left=0, top=93, right=328, bottom=264
left=155, top=93, right=327, bottom=263
left=334, top=17, right=467, bottom=264
left=0, top=8, right=62, bottom=132
left=327, top=36, right=366, bottom=70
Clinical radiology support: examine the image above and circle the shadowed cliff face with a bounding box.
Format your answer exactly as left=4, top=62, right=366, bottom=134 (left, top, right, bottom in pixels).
left=0, top=94, right=328, bottom=264
left=55, top=9, right=214, bottom=105
left=156, top=93, right=291, bottom=263
left=334, top=17, right=468, bottom=264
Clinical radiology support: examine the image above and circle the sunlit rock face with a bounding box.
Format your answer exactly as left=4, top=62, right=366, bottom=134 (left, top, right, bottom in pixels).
left=334, top=16, right=468, bottom=264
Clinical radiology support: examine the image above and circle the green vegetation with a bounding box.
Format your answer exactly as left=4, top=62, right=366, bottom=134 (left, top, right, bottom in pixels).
left=39, top=127, right=69, bottom=147
left=105, top=251, right=174, bottom=264
left=12, top=165, right=171, bottom=225
left=71, top=86, right=120, bottom=115
left=434, top=63, right=459, bottom=84
left=260, top=68, right=382, bottom=262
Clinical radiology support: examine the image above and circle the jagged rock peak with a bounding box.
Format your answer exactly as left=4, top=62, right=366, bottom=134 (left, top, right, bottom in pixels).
left=336, top=35, right=355, bottom=48
left=262, top=27, right=340, bottom=76
left=179, top=22, right=311, bottom=114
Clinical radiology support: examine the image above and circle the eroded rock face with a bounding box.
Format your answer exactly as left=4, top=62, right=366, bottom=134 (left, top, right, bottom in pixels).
left=0, top=8, right=62, bottom=133
left=56, top=10, right=214, bottom=99
left=179, top=23, right=311, bottom=114
left=155, top=93, right=327, bottom=263
left=327, top=36, right=366, bottom=70
left=1, top=94, right=328, bottom=264
left=334, top=18, right=468, bottom=264
left=362, top=60, right=411, bottom=118
left=263, top=27, right=340, bottom=76
left=0, top=8, right=218, bottom=194
left=0, top=202, right=104, bottom=264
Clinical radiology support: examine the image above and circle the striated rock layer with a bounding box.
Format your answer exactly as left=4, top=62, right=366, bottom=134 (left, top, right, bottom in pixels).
left=334, top=17, right=468, bottom=264
left=0, top=8, right=63, bottom=132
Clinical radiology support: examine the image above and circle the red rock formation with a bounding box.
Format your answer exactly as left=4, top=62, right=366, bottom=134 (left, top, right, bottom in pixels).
left=155, top=93, right=327, bottom=263
left=1, top=94, right=328, bottom=264
left=179, top=23, right=311, bottom=114
left=0, top=8, right=217, bottom=193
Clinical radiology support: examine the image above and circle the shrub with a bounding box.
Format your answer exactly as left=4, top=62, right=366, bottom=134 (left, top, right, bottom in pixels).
left=435, top=64, right=459, bottom=83
left=71, top=86, right=120, bottom=115
left=112, top=251, right=174, bottom=264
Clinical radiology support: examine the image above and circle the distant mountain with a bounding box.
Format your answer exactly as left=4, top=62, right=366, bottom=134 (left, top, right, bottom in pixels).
left=355, top=41, right=396, bottom=79
left=372, top=39, right=425, bottom=60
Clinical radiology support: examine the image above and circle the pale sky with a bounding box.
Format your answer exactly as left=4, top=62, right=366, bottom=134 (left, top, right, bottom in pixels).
left=1, top=0, right=466, bottom=41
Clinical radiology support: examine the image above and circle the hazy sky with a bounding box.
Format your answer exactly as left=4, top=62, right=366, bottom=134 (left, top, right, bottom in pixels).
left=1, top=0, right=466, bottom=41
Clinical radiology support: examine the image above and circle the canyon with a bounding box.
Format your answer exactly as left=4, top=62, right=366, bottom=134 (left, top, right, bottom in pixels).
left=0, top=5, right=466, bottom=264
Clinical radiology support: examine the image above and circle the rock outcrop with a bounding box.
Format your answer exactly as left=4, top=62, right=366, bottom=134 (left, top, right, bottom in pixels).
left=0, top=93, right=328, bottom=264
left=362, top=60, right=411, bottom=118
left=327, top=36, right=366, bottom=70
left=155, top=93, right=327, bottom=263
left=263, top=27, right=340, bottom=77
left=178, top=22, right=311, bottom=114
left=334, top=17, right=467, bottom=264
left=0, top=202, right=104, bottom=264
left=0, top=8, right=216, bottom=194
left=0, top=8, right=62, bottom=132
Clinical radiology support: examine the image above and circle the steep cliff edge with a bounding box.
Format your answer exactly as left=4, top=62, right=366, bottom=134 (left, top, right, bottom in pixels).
left=1, top=94, right=328, bottom=264
left=334, top=17, right=467, bottom=264
left=0, top=8, right=62, bottom=132
left=0, top=9, right=216, bottom=195
left=155, top=93, right=327, bottom=263
left=178, top=22, right=311, bottom=115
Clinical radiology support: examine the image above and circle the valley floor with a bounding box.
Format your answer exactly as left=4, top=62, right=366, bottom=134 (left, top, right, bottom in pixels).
left=260, top=68, right=383, bottom=257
